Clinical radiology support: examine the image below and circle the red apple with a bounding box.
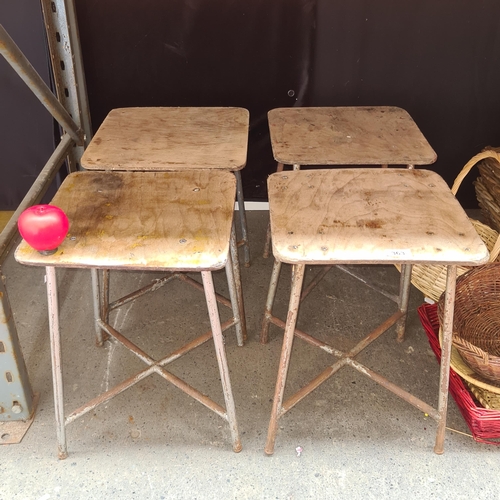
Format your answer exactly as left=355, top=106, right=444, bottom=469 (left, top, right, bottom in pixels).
left=18, top=205, right=69, bottom=253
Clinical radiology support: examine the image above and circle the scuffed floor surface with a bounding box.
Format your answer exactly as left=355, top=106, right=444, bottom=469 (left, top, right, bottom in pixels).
left=2, top=212, right=499, bottom=500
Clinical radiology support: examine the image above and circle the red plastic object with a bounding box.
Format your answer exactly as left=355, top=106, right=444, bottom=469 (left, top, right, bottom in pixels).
left=418, top=302, right=500, bottom=445
left=17, top=205, right=69, bottom=253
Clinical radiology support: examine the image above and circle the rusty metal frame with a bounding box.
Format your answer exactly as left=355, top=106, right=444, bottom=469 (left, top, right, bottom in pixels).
left=261, top=259, right=458, bottom=455
left=45, top=235, right=245, bottom=458
left=263, top=162, right=415, bottom=300
left=234, top=171, right=251, bottom=267
left=92, top=224, right=246, bottom=349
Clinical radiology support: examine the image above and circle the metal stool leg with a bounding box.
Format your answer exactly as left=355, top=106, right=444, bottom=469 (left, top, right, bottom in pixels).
left=101, top=269, right=110, bottom=325
left=90, top=268, right=108, bottom=347
left=260, top=259, right=283, bottom=344
left=93, top=269, right=110, bottom=346
left=234, top=170, right=250, bottom=267
left=264, top=264, right=305, bottom=455
left=434, top=265, right=457, bottom=454
left=396, top=263, right=413, bottom=342
left=201, top=270, right=242, bottom=453
left=45, top=266, right=68, bottom=460
left=91, top=268, right=101, bottom=345
left=226, top=242, right=245, bottom=347
left=263, top=162, right=284, bottom=259
left=229, top=223, right=247, bottom=343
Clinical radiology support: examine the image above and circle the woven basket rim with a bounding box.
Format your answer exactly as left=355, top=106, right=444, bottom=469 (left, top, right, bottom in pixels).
left=453, top=335, right=500, bottom=384
left=453, top=335, right=500, bottom=365
left=467, top=380, right=500, bottom=410
left=419, top=302, right=500, bottom=442
left=453, top=311, right=500, bottom=357
left=439, top=327, right=500, bottom=394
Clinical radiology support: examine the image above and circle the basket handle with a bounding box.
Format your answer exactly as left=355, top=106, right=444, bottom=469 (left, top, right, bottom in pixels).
left=451, top=150, right=500, bottom=195
left=489, top=233, right=500, bottom=262
left=450, top=150, right=500, bottom=262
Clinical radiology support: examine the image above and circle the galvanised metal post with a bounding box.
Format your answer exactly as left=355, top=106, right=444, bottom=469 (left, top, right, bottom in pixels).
left=0, top=273, right=33, bottom=421
left=41, top=0, right=93, bottom=171
left=0, top=0, right=91, bottom=426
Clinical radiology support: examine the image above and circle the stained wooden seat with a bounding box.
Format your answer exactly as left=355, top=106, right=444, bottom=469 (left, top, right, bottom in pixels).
left=16, top=170, right=245, bottom=458
left=261, top=168, right=488, bottom=455
left=81, top=106, right=251, bottom=266
left=267, top=106, right=437, bottom=166
left=263, top=106, right=437, bottom=257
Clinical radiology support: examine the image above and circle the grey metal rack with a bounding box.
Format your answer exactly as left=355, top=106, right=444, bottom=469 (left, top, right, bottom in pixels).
left=0, top=0, right=91, bottom=440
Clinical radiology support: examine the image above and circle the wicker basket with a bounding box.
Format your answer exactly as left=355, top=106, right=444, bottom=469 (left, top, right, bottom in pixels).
left=438, top=264, right=500, bottom=384
left=418, top=303, right=500, bottom=444
left=468, top=383, right=500, bottom=410
left=398, top=151, right=500, bottom=302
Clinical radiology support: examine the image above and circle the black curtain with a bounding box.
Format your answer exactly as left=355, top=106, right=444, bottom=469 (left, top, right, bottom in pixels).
left=0, top=1, right=55, bottom=210
left=312, top=0, right=500, bottom=207
left=75, top=0, right=316, bottom=200
left=3, top=1, right=499, bottom=207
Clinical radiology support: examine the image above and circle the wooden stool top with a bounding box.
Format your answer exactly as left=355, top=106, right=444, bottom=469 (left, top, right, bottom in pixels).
left=268, top=168, right=488, bottom=266
left=268, top=106, right=437, bottom=166
left=16, top=170, right=236, bottom=271
left=81, top=107, right=249, bottom=171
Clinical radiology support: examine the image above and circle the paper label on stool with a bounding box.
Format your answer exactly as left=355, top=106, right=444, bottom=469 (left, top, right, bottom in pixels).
left=387, top=249, right=410, bottom=259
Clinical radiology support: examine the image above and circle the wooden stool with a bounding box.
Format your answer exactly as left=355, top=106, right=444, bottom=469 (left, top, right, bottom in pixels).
left=15, top=170, right=244, bottom=458
left=263, top=106, right=437, bottom=257
left=81, top=106, right=251, bottom=266
left=261, top=168, right=488, bottom=455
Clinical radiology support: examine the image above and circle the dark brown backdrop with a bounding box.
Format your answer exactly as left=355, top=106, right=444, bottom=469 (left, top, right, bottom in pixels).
left=0, top=1, right=55, bottom=210
left=2, top=1, right=500, bottom=208
left=75, top=0, right=316, bottom=201
left=312, top=0, right=500, bottom=206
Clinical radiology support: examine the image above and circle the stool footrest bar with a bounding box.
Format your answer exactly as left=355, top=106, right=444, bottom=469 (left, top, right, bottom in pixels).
left=346, top=358, right=439, bottom=420
left=272, top=310, right=407, bottom=417
left=177, top=273, right=232, bottom=309
left=268, top=315, right=342, bottom=357
left=66, top=366, right=155, bottom=425
left=159, top=318, right=237, bottom=366
left=281, top=359, right=349, bottom=415
left=300, top=265, right=333, bottom=302
left=98, top=320, right=154, bottom=365
left=153, top=365, right=227, bottom=420
left=109, top=273, right=177, bottom=311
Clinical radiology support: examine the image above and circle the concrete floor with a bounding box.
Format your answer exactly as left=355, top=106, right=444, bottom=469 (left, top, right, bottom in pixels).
left=2, top=211, right=499, bottom=500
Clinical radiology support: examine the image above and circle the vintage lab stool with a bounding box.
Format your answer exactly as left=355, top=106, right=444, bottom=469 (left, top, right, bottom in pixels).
left=263, top=106, right=437, bottom=257
left=81, top=106, right=251, bottom=267
left=15, top=170, right=244, bottom=458
left=261, top=168, right=488, bottom=454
